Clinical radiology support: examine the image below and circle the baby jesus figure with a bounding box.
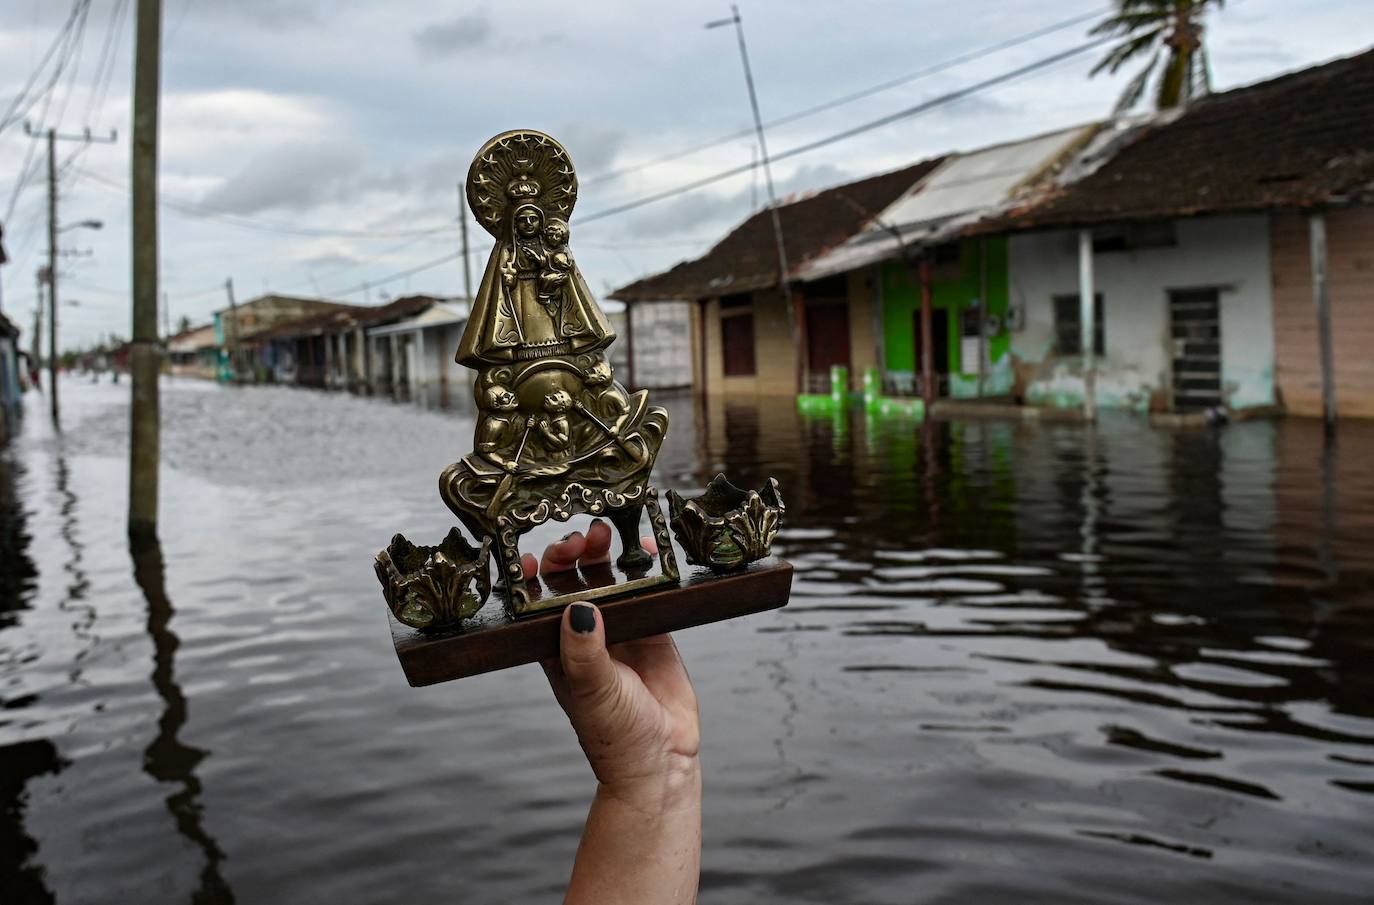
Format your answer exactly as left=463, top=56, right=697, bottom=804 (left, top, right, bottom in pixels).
left=537, top=218, right=573, bottom=310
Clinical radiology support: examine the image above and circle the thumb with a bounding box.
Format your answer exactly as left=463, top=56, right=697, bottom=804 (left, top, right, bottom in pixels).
left=560, top=602, right=620, bottom=707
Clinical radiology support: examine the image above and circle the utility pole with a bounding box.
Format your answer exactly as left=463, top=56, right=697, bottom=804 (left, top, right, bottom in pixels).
left=707, top=5, right=800, bottom=391
left=458, top=186, right=472, bottom=301
left=223, top=277, right=243, bottom=381
left=46, top=129, right=57, bottom=422
left=24, top=122, right=117, bottom=423
left=32, top=271, right=44, bottom=389
left=129, top=0, right=162, bottom=545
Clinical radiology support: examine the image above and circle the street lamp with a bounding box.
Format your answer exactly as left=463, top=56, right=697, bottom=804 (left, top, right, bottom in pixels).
left=47, top=217, right=103, bottom=421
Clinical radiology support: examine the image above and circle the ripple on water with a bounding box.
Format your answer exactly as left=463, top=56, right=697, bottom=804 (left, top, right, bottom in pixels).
left=3, top=381, right=1374, bottom=903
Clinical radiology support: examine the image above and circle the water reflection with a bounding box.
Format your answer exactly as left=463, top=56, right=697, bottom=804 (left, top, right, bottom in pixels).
left=132, top=537, right=236, bottom=904
left=0, top=450, right=62, bottom=904
left=3, top=381, right=1374, bottom=903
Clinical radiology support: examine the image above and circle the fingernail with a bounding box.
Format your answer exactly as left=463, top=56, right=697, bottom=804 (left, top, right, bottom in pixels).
left=560, top=531, right=579, bottom=542
left=590, top=518, right=605, bottom=528
left=569, top=603, right=596, bottom=634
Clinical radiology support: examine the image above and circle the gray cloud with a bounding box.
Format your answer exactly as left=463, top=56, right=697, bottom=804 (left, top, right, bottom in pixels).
left=557, top=122, right=628, bottom=176
left=199, top=144, right=368, bottom=215
left=414, top=12, right=492, bottom=58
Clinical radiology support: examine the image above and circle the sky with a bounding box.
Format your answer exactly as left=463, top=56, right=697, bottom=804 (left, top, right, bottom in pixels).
left=0, top=0, right=1369, bottom=349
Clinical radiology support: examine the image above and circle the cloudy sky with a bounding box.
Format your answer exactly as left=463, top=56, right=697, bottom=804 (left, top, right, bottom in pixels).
left=0, top=0, right=1368, bottom=348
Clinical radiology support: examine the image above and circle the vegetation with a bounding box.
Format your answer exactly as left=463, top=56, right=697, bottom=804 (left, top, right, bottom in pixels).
left=1090, top=0, right=1224, bottom=112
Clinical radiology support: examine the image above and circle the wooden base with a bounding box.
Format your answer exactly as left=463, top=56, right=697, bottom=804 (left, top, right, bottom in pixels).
left=389, top=557, right=793, bottom=686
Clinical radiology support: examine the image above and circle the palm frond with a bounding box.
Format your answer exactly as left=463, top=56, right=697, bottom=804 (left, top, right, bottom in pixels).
left=1112, top=51, right=1161, bottom=114
left=1090, top=28, right=1164, bottom=77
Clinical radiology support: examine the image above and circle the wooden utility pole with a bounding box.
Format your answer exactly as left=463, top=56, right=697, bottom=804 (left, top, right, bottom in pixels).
left=458, top=185, right=472, bottom=301
left=46, top=129, right=58, bottom=422
left=129, top=0, right=163, bottom=545
left=223, top=277, right=241, bottom=381
left=23, top=121, right=116, bottom=421
left=32, top=271, right=44, bottom=387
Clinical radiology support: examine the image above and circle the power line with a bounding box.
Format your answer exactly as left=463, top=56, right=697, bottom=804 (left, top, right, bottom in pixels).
left=582, top=7, right=1107, bottom=188
left=0, top=0, right=91, bottom=135
left=79, top=170, right=457, bottom=238
left=578, top=36, right=1110, bottom=225
left=324, top=250, right=468, bottom=297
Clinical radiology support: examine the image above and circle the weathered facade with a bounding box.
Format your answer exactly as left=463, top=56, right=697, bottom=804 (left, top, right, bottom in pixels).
left=1008, top=216, right=1276, bottom=412
left=166, top=323, right=220, bottom=379
left=0, top=312, right=21, bottom=443
left=976, top=48, right=1374, bottom=419
left=1270, top=207, right=1374, bottom=418
left=612, top=158, right=946, bottom=397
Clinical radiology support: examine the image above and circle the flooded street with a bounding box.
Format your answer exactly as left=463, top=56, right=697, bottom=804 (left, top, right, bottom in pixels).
left=3, top=378, right=1374, bottom=904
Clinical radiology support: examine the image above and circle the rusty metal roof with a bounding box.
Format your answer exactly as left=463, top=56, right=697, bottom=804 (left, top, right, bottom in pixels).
left=972, top=48, right=1374, bottom=233
left=609, top=157, right=945, bottom=302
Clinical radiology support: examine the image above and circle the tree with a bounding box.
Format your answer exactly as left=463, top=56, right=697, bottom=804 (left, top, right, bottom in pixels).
left=1090, top=0, right=1223, bottom=113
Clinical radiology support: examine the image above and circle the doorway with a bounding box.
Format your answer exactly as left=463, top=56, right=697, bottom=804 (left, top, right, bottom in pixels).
left=805, top=302, right=852, bottom=378
left=1169, top=288, right=1222, bottom=411
left=913, top=308, right=950, bottom=397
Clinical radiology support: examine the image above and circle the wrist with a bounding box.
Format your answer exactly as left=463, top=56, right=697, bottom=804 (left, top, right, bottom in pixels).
left=595, top=754, right=701, bottom=816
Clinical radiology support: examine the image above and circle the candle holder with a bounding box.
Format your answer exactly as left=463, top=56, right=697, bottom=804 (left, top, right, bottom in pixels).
left=666, top=476, right=785, bottom=572
left=375, top=530, right=492, bottom=630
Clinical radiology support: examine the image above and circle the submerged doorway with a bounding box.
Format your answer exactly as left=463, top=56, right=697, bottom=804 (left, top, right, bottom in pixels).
left=1169, top=288, right=1222, bottom=412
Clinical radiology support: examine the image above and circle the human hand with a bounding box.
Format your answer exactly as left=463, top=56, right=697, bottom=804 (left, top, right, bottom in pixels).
left=524, top=521, right=701, bottom=808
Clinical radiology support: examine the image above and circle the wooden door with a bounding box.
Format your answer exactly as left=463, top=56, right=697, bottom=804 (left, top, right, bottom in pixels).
left=805, top=303, right=851, bottom=373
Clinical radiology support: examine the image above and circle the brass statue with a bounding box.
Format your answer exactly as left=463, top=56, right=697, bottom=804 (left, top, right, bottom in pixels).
left=440, top=129, right=678, bottom=616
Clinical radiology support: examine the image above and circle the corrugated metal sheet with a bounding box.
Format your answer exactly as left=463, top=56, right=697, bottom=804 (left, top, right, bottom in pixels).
left=799, top=125, right=1094, bottom=280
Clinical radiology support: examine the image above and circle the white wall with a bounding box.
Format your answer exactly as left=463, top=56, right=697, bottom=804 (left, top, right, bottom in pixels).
left=1009, top=215, right=1276, bottom=412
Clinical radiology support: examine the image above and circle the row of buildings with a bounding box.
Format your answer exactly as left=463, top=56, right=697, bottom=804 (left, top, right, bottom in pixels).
left=165, top=290, right=687, bottom=408
left=611, top=48, right=1374, bottom=421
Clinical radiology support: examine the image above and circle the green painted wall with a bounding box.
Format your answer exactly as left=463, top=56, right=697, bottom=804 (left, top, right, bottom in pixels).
left=880, top=238, right=1011, bottom=397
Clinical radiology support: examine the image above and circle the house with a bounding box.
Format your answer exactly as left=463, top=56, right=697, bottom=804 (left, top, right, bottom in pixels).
left=166, top=323, right=218, bottom=379
left=364, top=298, right=471, bottom=407
left=796, top=124, right=1099, bottom=404
left=257, top=304, right=374, bottom=388
left=610, top=157, right=946, bottom=396
left=0, top=312, right=20, bottom=443
left=974, top=47, right=1374, bottom=419
left=212, top=294, right=358, bottom=383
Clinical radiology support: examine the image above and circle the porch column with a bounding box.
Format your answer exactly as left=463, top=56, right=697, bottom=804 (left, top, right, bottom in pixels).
left=919, top=257, right=934, bottom=411
left=696, top=298, right=709, bottom=399
left=793, top=286, right=808, bottom=395
left=1308, top=212, right=1336, bottom=430
left=869, top=263, right=885, bottom=377
left=389, top=333, right=400, bottom=400
left=324, top=333, right=334, bottom=390
left=1078, top=229, right=1097, bottom=421
left=414, top=328, right=426, bottom=406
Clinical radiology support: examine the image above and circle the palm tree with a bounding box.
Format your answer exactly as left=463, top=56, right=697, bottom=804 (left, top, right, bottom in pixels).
left=1090, top=0, right=1223, bottom=112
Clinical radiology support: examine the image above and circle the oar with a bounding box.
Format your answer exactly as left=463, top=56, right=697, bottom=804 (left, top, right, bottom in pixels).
left=486, top=422, right=533, bottom=520
left=573, top=400, right=645, bottom=465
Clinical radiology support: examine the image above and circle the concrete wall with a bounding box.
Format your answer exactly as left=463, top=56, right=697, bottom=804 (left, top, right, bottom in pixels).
left=1271, top=206, right=1374, bottom=418
left=1009, top=215, right=1276, bottom=413
left=701, top=287, right=799, bottom=396
left=625, top=301, right=693, bottom=389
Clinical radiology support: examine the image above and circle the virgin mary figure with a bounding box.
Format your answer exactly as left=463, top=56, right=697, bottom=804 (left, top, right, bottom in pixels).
left=456, top=186, right=614, bottom=368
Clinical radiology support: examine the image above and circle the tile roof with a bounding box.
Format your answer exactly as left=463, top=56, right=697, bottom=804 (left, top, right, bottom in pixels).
left=609, top=157, right=945, bottom=302
left=974, top=47, right=1374, bottom=232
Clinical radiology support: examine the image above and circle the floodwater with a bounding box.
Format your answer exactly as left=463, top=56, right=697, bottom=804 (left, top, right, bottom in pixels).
left=3, top=378, right=1373, bottom=904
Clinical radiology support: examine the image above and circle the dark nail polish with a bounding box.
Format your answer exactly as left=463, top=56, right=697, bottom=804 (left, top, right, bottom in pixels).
left=560, top=531, right=578, bottom=542
left=569, top=603, right=596, bottom=634
left=590, top=518, right=605, bottom=528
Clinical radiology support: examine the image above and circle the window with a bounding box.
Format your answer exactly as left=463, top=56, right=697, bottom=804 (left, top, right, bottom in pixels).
left=721, top=313, right=756, bottom=376
left=1053, top=294, right=1105, bottom=356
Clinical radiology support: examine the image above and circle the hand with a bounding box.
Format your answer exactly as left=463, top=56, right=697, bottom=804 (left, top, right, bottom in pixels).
left=524, top=521, right=700, bottom=807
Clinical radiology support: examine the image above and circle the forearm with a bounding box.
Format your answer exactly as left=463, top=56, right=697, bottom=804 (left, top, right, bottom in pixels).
left=565, top=763, right=702, bottom=905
